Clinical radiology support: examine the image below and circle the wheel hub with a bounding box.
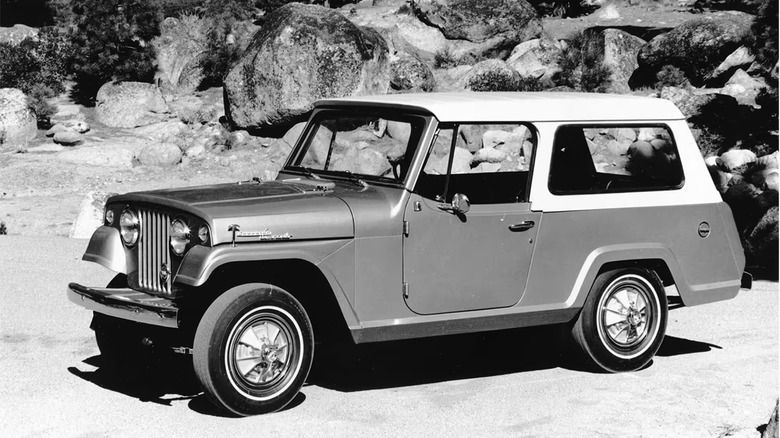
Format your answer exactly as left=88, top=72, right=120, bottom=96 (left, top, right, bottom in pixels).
left=233, top=319, right=291, bottom=386
left=601, top=285, right=650, bottom=348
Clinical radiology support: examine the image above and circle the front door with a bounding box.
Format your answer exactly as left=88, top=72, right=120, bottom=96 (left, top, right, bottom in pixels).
left=402, top=122, right=540, bottom=315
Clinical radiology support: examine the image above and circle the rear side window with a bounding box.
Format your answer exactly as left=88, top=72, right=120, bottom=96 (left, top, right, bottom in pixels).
left=548, top=125, right=683, bottom=195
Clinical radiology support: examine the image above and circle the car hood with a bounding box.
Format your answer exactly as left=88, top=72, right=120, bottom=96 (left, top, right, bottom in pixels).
left=109, top=179, right=354, bottom=245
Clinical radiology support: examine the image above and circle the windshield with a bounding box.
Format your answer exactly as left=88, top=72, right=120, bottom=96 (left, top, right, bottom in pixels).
left=287, top=109, right=427, bottom=185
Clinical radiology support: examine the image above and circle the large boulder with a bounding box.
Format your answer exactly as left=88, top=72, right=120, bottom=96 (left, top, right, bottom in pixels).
left=0, top=88, right=37, bottom=151
left=597, top=29, right=646, bottom=94
left=632, top=13, right=753, bottom=87
left=389, top=52, right=436, bottom=92
left=224, top=3, right=390, bottom=130
left=153, top=17, right=209, bottom=94
left=720, top=69, right=769, bottom=107
left=137, top=142, right=183, bottom=167
left=95, top=82, right=170, bottom=128
left=410, top=0, right=542, bottom=58
left=506, top=37, right=564, bottom=84
left=0, top=24, right=37, bottom=45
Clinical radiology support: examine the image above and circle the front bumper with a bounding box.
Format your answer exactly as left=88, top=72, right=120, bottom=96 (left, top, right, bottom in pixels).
left=67, top=283, right=179, bottom=328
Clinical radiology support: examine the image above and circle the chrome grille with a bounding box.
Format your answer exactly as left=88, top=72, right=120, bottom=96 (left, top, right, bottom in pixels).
left=137, top=209, right=171, bottom=295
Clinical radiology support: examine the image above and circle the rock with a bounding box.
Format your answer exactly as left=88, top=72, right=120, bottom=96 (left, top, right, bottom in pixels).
left=130, top=121, right=187, bottom=142
left=58, top=144, right=137, bottom=168
left=0, top=88, right=37, bottom=151
left=708, top=165, right=732, bottom=193
left=632, top=13, right=754, bottom=87
left=598, top=29, right=646, bottom=94
left=709, top=46, right=755, bottom=85
left=473, top=147, right=506, bottom=164
left=659, top=86, right=739, bottom=120
left=332, top=146, right=391, bottom=176
left=597, top=3, right=620, bottom=19
left=46, top=124, right=68, bottom=138
left=719, top=149, right=757, bottom=170
left=224, top=3, right=390, bottom=130
left=70, top=191, right=116, bottom=239
left=720, top=69, right=769, bottom=107
left=506, top=38, right=563, bottom=84
left=464, top=59, right=520, bottom=91
left=0, top=24, right=37, bottom=45
left=137, top=142, right=182, bottom=167
left=95, top=82, right=170, bottom=128
left=756, top=152, right=779, bottom=170
left=53, top=131, right=84, bottom=146
left=433, top=65, right=473, bottom=91
left=386, top=120, right=412, bottom=140
left=389, top=53, right=436, bottom=92
left=451, top=146, right=472, bottom=173
left=751, top=168, right=780, bottom=191
left=153, top=17, right=208, bottom=94
left=168, top=94, right=220, bottom=124
left=745, top=206, right=778, bottom=269
left=283, top=122, right=308, bottom=149
left=410, top=0, right=542, bottom=58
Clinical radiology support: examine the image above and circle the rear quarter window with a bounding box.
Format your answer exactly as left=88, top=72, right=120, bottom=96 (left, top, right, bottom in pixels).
left=548, top=125, right=684, bottom=195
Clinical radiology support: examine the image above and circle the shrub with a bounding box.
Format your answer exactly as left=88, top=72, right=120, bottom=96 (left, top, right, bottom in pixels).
left=199, top=17, right=243, bottom=89
left=748, top=0, right=778, bottom=79
left=0, top=221, right=6, bottom=235
left=27, top=84, right=58, bottom=126
left=655, top=65, right=691, bottom=90
left=554, top=31, right=611, bottom=92
left=468, top=70, right=519, bottom=92
left=434, top=46, right=458, bottom=69
left=69, top=0, right=162, bottom=102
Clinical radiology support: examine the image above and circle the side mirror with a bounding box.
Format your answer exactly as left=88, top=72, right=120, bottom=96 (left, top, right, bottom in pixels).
left=438, top=193, right=470, bottom=214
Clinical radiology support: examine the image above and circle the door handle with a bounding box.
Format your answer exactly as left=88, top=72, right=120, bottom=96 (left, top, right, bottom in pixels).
left=509, top=221, right=535, bottom=232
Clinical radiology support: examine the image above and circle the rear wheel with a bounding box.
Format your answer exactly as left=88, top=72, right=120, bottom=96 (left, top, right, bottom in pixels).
left=193, top=284, right=313, bottom=416
left=571, top=268, right=667, bottom=372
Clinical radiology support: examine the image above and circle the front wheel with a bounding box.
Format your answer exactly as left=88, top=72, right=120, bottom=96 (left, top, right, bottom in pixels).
left=571, top=268, right=667, bottom=372
left=193, top=284, right=313, bottom=416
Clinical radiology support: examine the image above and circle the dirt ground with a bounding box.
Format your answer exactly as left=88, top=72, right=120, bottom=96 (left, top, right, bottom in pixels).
left=0, top=2, right=758, bottom=237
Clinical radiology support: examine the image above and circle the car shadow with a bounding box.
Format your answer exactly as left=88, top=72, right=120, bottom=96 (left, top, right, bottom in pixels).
left=656, top=335, right=722, bottom=357
left=69, top=328, right=723, bottom=411
left=309, top=325, right=573, bottom=392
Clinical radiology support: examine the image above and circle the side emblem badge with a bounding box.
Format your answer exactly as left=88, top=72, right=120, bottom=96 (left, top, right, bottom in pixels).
left=698, top=222, right=711, bottom=238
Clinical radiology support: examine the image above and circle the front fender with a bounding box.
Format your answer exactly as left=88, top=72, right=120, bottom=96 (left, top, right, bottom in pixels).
left=82, top=226, right=127, bottom=274
left=173, top=239, right=360, bottom=329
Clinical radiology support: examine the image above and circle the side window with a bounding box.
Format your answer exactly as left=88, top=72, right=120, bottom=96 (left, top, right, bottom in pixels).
left=548, top=125, right=683, bottom=194
left=416, top=123, right=535, bottom=204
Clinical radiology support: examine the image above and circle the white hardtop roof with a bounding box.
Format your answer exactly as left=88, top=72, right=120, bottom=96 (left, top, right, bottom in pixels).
left=316, top=92, right=685, bottom=122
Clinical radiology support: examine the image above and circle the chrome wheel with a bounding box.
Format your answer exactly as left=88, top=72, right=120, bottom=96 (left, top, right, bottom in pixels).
left=571, top=268, right=668, bottom=372
left=226, top=307, right=303, bottom=401
left=596, top=274, right=661, bottom=359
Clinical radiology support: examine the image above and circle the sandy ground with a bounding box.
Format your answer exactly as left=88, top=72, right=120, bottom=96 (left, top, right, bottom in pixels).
left=0, top=235, right=776, bottom=437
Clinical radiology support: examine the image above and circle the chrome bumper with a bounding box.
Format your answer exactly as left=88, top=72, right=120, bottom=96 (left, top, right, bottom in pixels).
left=67, top=283, right=179, bottom=328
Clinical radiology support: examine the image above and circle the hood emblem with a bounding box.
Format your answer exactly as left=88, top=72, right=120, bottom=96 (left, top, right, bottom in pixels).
left=229, top=224, right=241, bottom=247
left=228, top=224, right=293, bottom=245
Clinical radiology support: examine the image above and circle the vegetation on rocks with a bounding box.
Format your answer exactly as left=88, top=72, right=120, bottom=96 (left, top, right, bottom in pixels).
left=554, top=31, right=612, bottom=92
left=69, top=0, right=161, bottom=102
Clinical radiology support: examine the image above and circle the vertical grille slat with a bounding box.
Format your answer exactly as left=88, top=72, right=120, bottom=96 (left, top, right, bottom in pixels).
left=135, top=209, right=171, bottom=296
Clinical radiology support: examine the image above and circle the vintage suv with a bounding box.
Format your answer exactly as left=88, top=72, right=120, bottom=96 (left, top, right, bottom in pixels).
left=67, top=92, right=749, bottom=416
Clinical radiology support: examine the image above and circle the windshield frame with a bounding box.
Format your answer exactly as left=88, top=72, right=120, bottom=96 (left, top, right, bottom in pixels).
left=283, top=107, right=433, bottom=188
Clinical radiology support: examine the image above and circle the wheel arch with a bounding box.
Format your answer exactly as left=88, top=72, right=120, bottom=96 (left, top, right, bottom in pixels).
left=566, top=243, right=686, bottom=310
left=179, top=258, right=358, bottom=345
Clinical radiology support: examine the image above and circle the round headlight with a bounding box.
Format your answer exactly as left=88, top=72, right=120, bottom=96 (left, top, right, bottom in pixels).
left=105, top=209, right=114, bottom=226
left=198, top=225, right=209, bottom=244
left=170, top=219, right=190, bottom=255
left=119, top=209, right=139, bottom=246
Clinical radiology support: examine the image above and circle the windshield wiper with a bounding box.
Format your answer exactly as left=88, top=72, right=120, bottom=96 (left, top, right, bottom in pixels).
left=288, top=166, right=322, bottom=180
left=333, top=170, right=369, bottom=189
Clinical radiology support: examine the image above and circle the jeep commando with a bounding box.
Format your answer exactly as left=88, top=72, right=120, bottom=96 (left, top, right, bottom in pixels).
left=67, top=92, right=750, bottom=416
